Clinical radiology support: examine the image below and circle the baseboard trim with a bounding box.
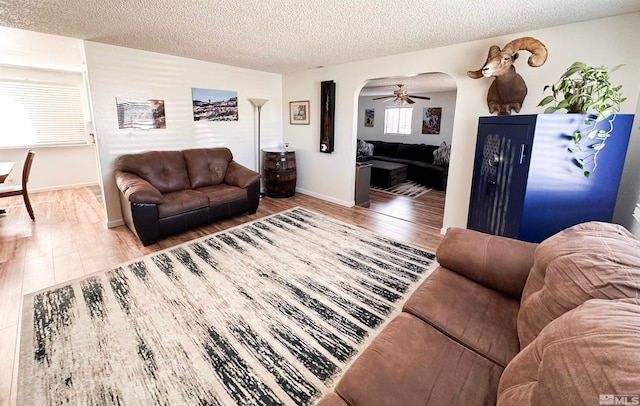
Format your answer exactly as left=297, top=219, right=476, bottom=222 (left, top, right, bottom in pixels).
left=107, top=219, right=125, bottom=228
left=31, top=182, right=100, bottom=193
left=295, top=187, right=354, bottom=207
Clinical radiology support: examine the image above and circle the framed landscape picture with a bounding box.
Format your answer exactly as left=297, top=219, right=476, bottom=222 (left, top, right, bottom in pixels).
left=289, top=100, right=310, bottom=125
left=192, top=88, right=238, bottom=121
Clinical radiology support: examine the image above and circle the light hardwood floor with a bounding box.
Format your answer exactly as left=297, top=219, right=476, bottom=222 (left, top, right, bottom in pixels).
left=0, top=186, right=445, bottom=406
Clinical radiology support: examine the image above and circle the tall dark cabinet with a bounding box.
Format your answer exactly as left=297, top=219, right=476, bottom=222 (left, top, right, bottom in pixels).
left=467, top=114, right=633, bottom=242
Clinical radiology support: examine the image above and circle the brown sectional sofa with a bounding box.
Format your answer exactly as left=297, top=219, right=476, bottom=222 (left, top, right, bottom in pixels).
left=115, top=147, right=260, bottom=246
left=319, top=221, right=640, bottom=406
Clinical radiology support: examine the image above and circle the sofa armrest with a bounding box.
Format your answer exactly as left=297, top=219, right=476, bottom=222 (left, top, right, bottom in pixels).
left=224, top=161, right=261, bottom=188
left=316, top=393, right=349, bottom=406
left=436, top=228, right=538, bottom=299
left=115, top=171, right=164, bottom=204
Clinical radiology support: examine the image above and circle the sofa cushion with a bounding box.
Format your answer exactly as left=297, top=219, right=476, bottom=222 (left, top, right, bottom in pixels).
left=369, top=141, right=400, bottom=157
left=333, top=312, right=503, bottom=406
left=317, top=393, right=348, bottom=406
left=404, top=267, right=521, bottom=367
left=183, top=148, right=233, bottom=188
left=195, top=184, right=247, bottom=206
left=396, top=143, right=429, bottom=162
left=517, top=222, right=640, bottom=349
left=498, top=299, right=640, bottom=406
left=117, top=150, right=191, bottom=193
left=157, top=189, right=209, bottom=218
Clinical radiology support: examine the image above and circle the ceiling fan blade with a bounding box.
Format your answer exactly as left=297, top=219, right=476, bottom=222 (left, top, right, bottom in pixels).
left=372, top=96, right=394, bottom=100
left=407, top=95, right=431, bottom=100
left=406, top=97, right=415, bottom=104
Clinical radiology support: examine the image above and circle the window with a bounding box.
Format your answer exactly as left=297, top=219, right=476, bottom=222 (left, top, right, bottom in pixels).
left=0, top=66, right=88, bottom=147
left=384, top=107, right=413, bottom=135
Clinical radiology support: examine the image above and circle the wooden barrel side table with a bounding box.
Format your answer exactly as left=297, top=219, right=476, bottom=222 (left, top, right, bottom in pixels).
left=263, top=149, right=296, bottom=198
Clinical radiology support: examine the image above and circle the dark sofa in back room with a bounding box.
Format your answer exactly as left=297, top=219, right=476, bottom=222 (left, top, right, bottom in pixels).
left=357, top=140, right=449, bottom=190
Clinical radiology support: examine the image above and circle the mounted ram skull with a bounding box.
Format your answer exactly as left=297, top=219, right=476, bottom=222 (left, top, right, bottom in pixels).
left=468, top=37, right=548, bottom=115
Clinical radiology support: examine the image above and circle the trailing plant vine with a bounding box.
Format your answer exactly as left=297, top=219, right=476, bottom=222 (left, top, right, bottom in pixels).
left=538, top=62, right=626, bottom=177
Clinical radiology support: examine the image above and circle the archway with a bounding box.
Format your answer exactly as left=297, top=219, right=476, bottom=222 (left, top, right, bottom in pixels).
left=355, top=72, right=457, bottom=230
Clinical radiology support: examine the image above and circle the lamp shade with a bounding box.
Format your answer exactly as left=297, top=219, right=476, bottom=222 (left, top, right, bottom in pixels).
left=248, top=98, right=269, bottom=108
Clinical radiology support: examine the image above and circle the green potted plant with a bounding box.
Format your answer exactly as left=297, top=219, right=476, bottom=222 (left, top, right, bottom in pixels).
left=538, top=61, right=627, bottom=177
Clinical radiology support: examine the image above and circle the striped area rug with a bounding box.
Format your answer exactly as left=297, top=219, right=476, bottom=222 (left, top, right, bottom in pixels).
left=371, top=180, right=432, bottom=198
left=18, top=207, right=437, bottom=406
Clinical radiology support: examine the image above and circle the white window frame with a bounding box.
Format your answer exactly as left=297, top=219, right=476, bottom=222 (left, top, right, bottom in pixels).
left=384, top=106, right=413, bottom=135
left=0, top=65, right=89, bottom=148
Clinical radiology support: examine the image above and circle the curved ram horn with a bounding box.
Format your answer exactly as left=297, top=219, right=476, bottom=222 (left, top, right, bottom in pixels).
left=502, top=37, right=548, bottom=67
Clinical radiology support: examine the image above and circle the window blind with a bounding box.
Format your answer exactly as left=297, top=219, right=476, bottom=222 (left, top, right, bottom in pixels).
left=384, top=107, right=412, bottom=135
left=0, top=71, right=87, bottom=147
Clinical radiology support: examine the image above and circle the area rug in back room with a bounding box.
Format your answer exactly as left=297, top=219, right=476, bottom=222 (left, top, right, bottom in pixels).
left=18, top=207, right=437, bottom=406
left=370, top=180, right=432, bottom=198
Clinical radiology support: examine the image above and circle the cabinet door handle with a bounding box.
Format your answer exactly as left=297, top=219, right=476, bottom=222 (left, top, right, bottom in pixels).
left=519, top=144, right=527, bottom=165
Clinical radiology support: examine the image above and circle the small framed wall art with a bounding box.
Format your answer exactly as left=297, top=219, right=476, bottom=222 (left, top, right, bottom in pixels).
left=289, top=100, right=310, bottom=125
left=320, top=80, right=335, bottom=153
left=422, top=107, right=442, bottom=134
left=364, top=108, right=374, bottom=127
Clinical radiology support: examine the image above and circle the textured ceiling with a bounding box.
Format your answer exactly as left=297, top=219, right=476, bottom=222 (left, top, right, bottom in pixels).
left=360, top=73, right=457, bottom=97
left=0, top=0, right=639, bottom=74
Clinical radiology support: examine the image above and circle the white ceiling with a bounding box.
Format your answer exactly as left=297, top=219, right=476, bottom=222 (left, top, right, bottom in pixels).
left=0, top=0, right=638, bottom=74
left=360, top=73, right=457, bottom=97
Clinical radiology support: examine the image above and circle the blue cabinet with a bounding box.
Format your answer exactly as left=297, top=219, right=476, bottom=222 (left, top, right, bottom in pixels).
left=467, top=114, right=634, bottom=242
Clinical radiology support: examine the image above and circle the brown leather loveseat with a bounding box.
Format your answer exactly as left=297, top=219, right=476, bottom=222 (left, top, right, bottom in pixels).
left=115, top=148, right=260, bottom=246
left=319, top=222, right=640, bottom=405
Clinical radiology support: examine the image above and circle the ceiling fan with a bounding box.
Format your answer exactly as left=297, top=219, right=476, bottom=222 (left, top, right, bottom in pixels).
left=372, top=84, right=431, bottom=105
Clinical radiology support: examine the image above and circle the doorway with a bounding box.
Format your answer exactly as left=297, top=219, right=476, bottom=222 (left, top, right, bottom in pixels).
left=355, top=73, right=457, bottom=230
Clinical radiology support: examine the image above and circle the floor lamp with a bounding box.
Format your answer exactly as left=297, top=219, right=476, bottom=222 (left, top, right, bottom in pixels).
left=248, top=98, right=268, bottom=194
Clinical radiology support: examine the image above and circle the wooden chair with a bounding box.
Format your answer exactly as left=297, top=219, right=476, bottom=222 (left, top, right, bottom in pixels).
left=0, top=150, right=36, bottom=220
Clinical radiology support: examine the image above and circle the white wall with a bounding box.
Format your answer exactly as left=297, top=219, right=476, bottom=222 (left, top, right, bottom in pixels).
left=614, top=91, right=640, bottom=238
left=282, top=13, right=640, bottom=231
left=84, top=42, right=283, bottom=227
left=0, top=27, right=100, bottom=192
left=357, top=90, right=456, bottom=146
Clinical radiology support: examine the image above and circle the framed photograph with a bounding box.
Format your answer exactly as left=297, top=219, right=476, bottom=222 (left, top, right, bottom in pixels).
left=192, top=88, right=238, bottom=121
left=116, top=98, right=166, bottom=129
left=289, top=100, right=310, bottom=125
left=364, top=108, right=374, bottom=127
left=422, top=107, right=442, bottom=134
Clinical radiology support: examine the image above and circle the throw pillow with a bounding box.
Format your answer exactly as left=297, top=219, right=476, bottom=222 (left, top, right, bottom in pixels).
left=433, top=141, right=451, bottom=167
left=356, top=139, right=374, bottom=158
left=363, top=142, right=374, bottom=156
